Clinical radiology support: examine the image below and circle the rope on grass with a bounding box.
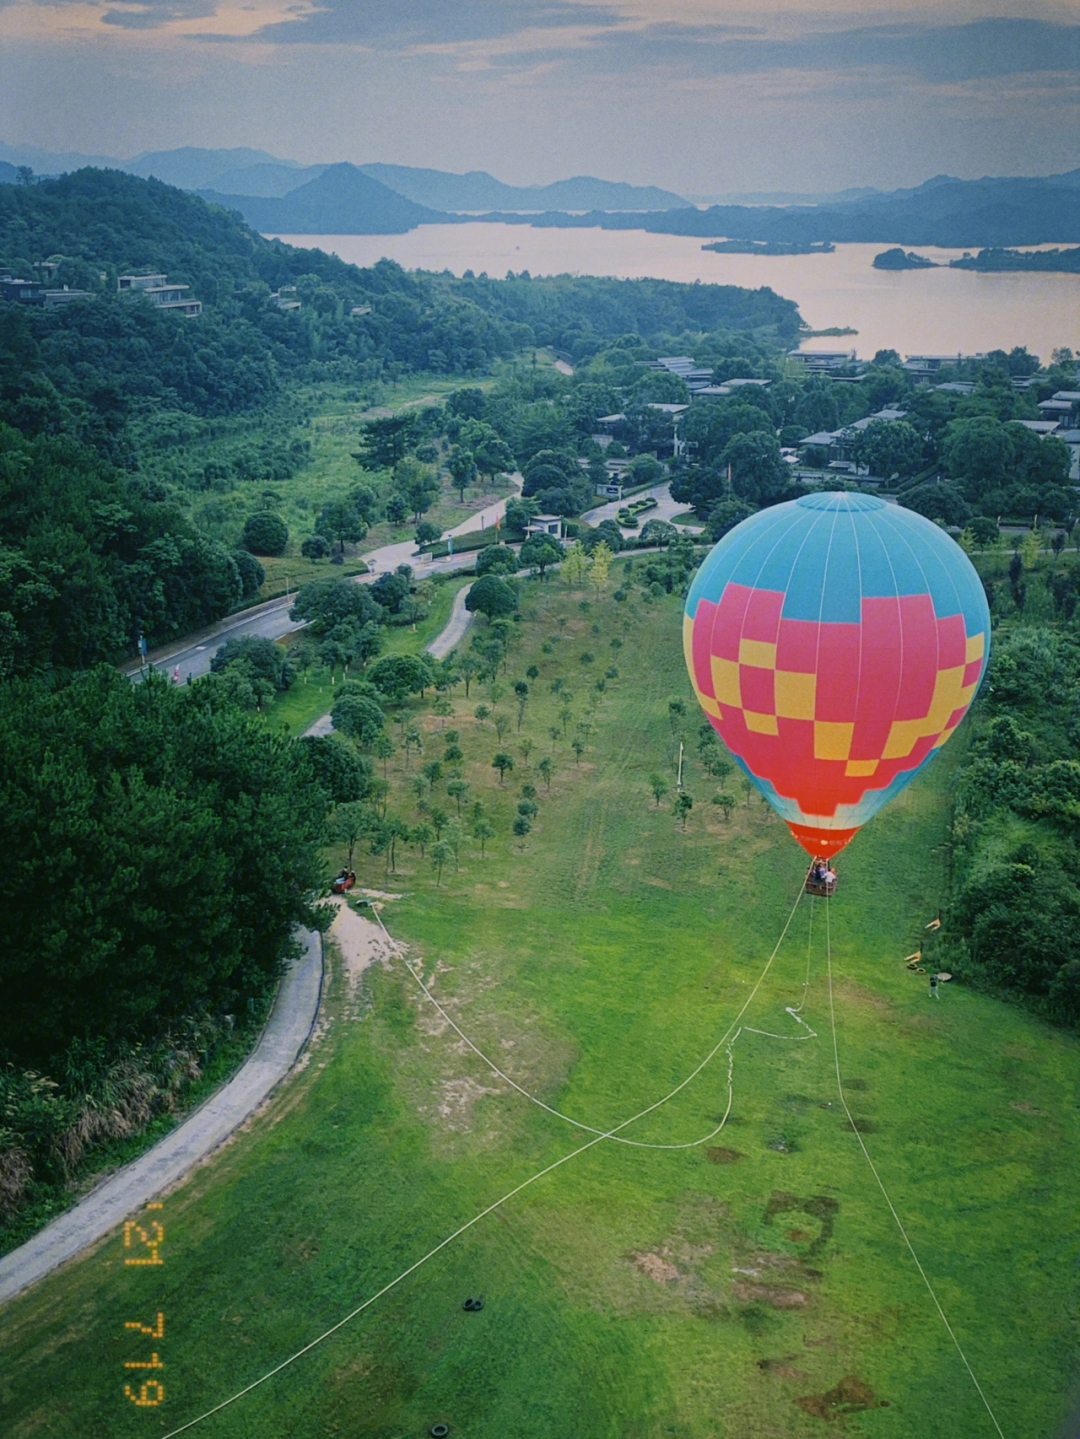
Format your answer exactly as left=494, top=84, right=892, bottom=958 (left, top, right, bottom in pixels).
left=376, top=885, right=812, bottom=1150
left=158, top=880, right=808, bottom=1435
left=823, top=896, right=1007, bottom=1439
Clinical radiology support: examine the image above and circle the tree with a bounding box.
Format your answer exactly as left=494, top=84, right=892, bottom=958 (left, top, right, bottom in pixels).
left=415, top=520, right=442, bottom=549
left=242, top=511, right=289, bottom=556
left=446, top=778, right=470, bottom=812
left=473, top=816, right=496, bottom=857
left=640, top=518, right=678, bottom=547
left=0, top=670, right=327, bottom=1067
left=232, top=549, right=266, bottom=598
left=519, top=736, right=534, bottom=765
left=300, top=735, right=373, bottom=803
left=720, top=431, right=788, bottom=506
left=357, top=413, right=414, bottom=468
left=513, top=814, right=532, bottom=848
left=571, top=737, right=585, bottom=764
left=492, top=751, right=515, bottom=783
left=330, top=802, right=369, bottom=868
left=561, top=541, right=590, bottom=589
left=448, top=446, right=478, bottom=502
left=368, top=653, right=435, bottom=703
left=330, top=691, right=385, bottom=749
left=315, top=499, right=367, bottom=557
left=290, top=578, right=383, bottom=635
left=519, top=534, right=563, bottom=579
left=538, top=756, right=553, bottom=789
left=713, top=791, right=735, bottom=821
left=674, top=790, right=694, bottom=828
left=589, top=541, right=613, bottom=596
left=706, top=496, right=756, bottom=542
left=466, top=574, right=518, bottom=621
left=495, top=713, right=512, bottom=742
left=373, top=732, right=394, bottom=773
left=301, top=533, right=331, bottom=561
left=430, top=838, right=452, bottom=885
left=475, top=544, right=519, bottom=577
left=16, top=165, right=34, bottom=186
left=460, top=419, right=515, bottom=480
left=900, top=482, right=971, bottom=528
left=851, top=419, right=924, bottom=481
left=650, top=773, right=669, bottom=806
left=211, top=635, right=295, bottom=693
left=420, top=759, right=442, bottom=794
left=393, top=457, right=440, bottom=522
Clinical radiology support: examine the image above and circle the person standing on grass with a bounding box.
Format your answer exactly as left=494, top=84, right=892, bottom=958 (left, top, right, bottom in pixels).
left=930, top=974, right=939, bottom=1000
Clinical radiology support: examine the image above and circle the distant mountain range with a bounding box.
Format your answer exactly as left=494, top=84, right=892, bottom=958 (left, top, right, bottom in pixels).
left=200, top=164, right=449, bottom=235
left=482, top=171, right=1080, bottom=248
left=0, top=142, right=687, bottom=213
left=2, top=142, right=1079, bottom=246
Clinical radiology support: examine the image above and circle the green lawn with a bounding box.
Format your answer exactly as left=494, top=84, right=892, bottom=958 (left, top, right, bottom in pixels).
left=3, top=571, right=1078, bottom=1437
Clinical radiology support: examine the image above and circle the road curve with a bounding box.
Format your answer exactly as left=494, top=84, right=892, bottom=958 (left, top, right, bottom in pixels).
left=0, top=931, right=323, bottom=1307
left=426, top=580, right=474, bottom=660
left=303, top=578, right=473, bottom=737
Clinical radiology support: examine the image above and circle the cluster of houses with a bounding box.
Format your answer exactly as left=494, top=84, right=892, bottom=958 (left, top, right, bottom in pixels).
left=0, top=267, right=202, bottom=316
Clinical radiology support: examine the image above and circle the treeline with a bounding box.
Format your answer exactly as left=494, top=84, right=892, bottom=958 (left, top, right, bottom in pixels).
left=933, top=559, right=1080, bottom=1029
left=0, top=668, right=358, bottom=1239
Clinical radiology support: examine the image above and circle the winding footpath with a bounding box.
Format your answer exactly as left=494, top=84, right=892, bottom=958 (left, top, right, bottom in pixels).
left=0, top=581, right=487, bottom=1306
left=0, top=932, right=322, bottom=1306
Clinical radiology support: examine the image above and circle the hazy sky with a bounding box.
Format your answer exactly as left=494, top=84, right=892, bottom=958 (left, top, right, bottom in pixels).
left=1, top=0, right=1077, bottom=192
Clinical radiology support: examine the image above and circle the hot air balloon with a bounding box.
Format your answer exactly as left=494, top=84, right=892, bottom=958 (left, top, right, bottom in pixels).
left=683, top=492, right=990, bottom=863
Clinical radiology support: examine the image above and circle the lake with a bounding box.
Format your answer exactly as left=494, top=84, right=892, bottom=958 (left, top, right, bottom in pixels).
left=270, top=224, right=1080, bottom=362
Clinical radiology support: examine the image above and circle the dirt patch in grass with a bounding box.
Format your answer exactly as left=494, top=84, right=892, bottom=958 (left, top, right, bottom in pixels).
left=764, top=1192, right=838, bottom=1257
left=733, top=1281, right=807, bottom=1308
left=795, top=1374, right=887, bottom=1419
left=1010, top=1100, right=1046, bottom=1116
left=632, top=1251, right=682, bottom=1283
left=706, top=1146, right=743, bottom=1164
left=436, top=1076, right=504, bottom=1129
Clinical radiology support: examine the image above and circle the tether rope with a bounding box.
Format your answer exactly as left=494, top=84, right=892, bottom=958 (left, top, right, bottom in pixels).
left=379, top=887, right=811, bottom=1151
left=158, top=880, right=806, bottom=1435
left=823, top=896, right=1006, bottom=1437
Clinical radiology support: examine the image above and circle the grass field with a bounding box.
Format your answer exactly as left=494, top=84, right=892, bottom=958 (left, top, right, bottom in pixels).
left=3, top=569, right=1079, bottom=1437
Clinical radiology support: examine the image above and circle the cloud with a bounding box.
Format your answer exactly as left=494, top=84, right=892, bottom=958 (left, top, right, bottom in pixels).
left=101, top=1, right=217, bottom=27
left=207, top=0, right=625, bottom=48
left=566, top=17, right=1080, bottom=83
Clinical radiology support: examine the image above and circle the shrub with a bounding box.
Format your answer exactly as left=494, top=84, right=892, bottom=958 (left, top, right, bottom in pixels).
left=242, top=511, right=289, bottom=556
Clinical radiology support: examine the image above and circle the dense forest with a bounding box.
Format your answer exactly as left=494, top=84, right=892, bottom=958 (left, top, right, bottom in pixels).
left=931, top=556, right=1080, bottom=1027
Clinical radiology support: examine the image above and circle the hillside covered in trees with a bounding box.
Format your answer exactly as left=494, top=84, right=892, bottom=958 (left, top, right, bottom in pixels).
left=0, top=169, right=801, bottom=675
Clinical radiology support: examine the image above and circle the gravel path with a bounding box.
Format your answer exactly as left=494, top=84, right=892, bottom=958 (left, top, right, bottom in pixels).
left=427, top=581, right=474, bottom=659
left=0, top=930, right=323, bottom=1307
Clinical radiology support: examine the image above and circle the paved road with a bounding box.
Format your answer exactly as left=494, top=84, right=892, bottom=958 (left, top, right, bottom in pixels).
left=127, top=481, right=522, bottom=686
left=122, top=595, right=310, bottom=685
left=427, top=580, right=474, bottom=660
left=581, top=481, right=703, bottom=538
left=0, top=931, right=323, bottom=1307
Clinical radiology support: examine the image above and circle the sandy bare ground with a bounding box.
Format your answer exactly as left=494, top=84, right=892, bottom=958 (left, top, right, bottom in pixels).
left=0, top=930, right=323, bottom=1307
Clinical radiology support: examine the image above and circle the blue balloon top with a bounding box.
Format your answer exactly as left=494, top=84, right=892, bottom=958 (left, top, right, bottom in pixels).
left=686, top=492, right=990, bottom=635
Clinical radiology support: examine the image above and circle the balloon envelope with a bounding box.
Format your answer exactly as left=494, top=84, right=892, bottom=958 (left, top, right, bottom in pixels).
left=684, top=493, right=990, bottom=858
